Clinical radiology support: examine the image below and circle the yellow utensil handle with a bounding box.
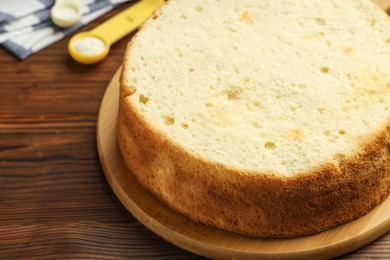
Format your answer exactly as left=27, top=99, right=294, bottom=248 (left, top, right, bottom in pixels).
left=91, top=0, right=164, bottom=45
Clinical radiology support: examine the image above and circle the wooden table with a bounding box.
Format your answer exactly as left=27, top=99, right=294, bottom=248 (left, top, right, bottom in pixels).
left=0, top=3, right=389, bottom=259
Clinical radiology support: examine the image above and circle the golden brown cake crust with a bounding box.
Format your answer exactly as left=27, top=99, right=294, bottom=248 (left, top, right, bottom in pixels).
left=117, top=44, right=390, bottom=237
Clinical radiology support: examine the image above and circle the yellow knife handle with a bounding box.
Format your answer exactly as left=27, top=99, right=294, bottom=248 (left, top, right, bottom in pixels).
left=91, top=0, right=164, bottom=45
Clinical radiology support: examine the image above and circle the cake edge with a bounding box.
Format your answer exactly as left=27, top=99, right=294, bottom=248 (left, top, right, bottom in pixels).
left=116, top=2, right=390, bottom=237
left=118, top=55, right=390, bottom=237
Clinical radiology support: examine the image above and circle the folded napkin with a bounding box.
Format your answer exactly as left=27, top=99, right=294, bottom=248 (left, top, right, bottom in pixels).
left=0, top=0, right=132, bottom=59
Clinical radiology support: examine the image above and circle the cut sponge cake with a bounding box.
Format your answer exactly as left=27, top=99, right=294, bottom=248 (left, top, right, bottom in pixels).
left=118, top=0, right=390, bottom=237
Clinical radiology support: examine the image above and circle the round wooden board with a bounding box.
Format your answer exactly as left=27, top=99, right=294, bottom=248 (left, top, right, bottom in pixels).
left=97, top=69, right=390, bottom=260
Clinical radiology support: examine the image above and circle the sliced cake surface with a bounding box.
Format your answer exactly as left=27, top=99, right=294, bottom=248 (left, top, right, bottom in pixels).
left=118, top=0, right=390, bottom=237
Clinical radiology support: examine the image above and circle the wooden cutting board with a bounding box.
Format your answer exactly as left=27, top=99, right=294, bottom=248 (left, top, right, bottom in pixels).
left=97, top=69, right=390, bottom=260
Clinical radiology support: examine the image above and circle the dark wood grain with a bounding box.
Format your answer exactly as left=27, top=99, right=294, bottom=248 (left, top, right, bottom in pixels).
left=0, top=3, right=388, bottom=259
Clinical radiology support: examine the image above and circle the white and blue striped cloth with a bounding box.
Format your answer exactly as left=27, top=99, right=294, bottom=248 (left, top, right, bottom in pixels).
left=0, top=0, right=131, bottom=59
